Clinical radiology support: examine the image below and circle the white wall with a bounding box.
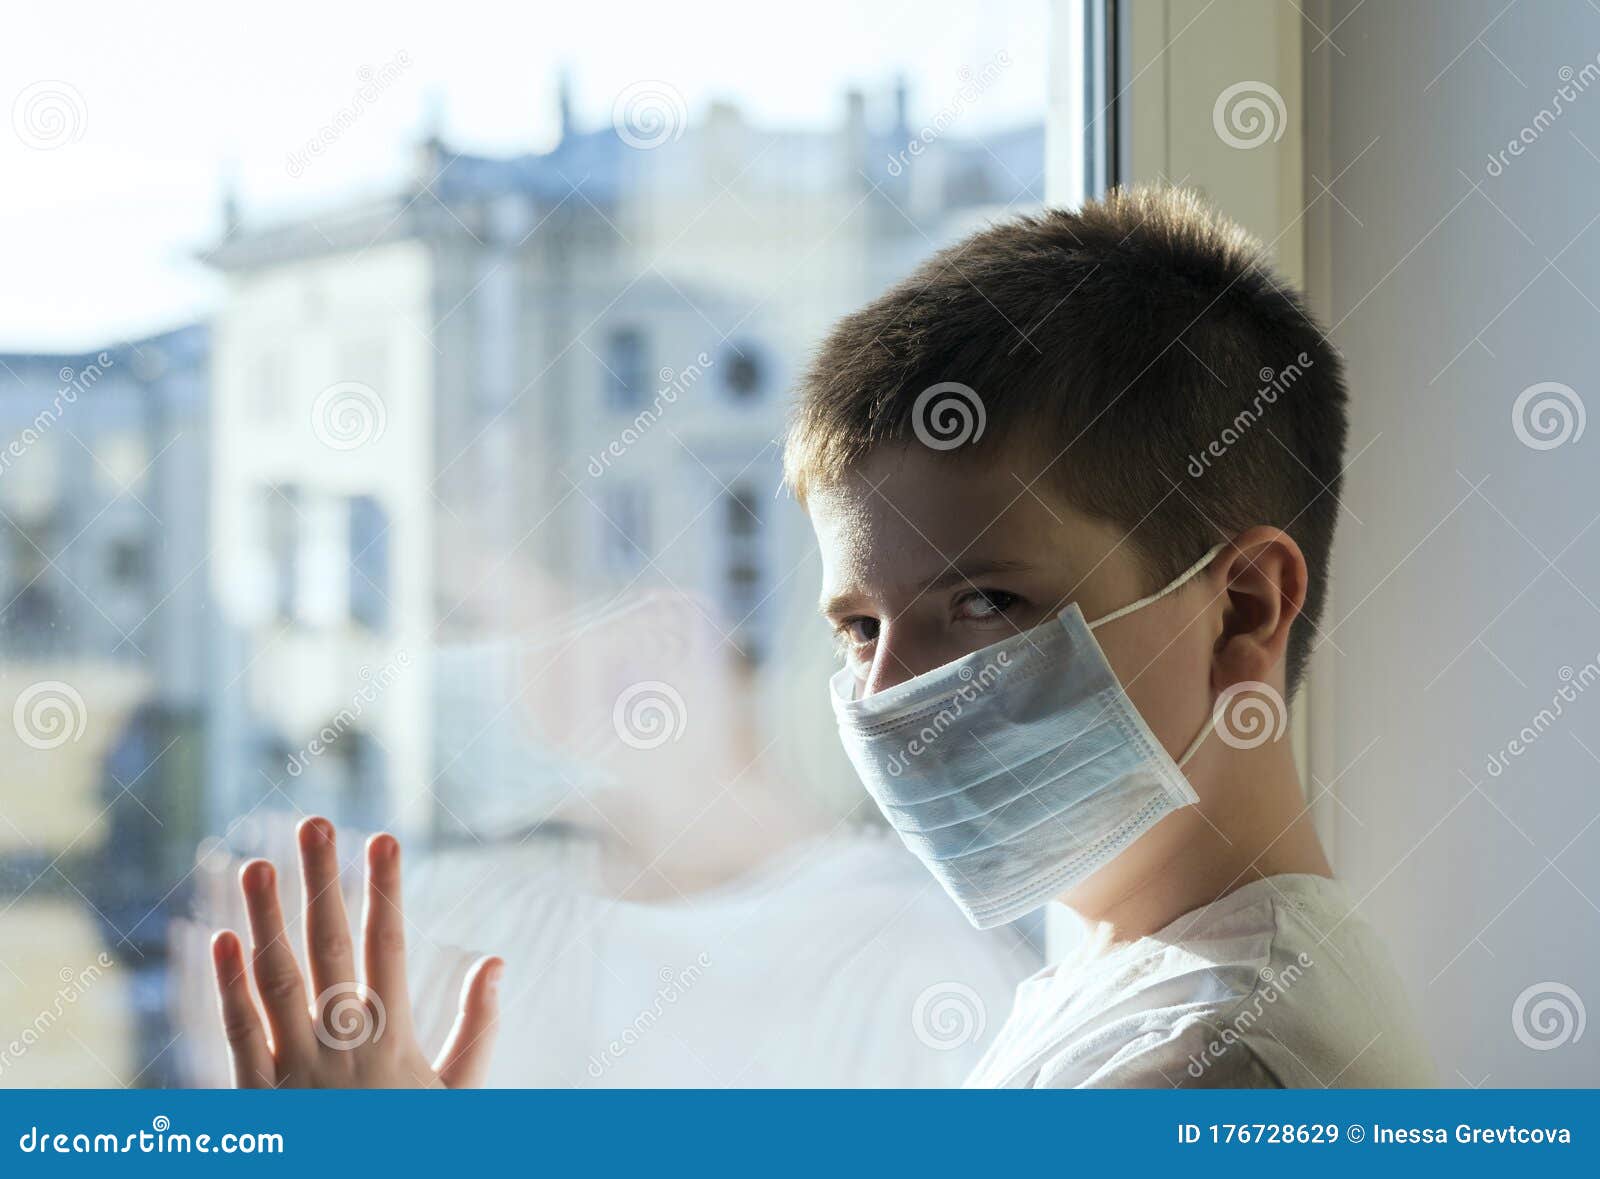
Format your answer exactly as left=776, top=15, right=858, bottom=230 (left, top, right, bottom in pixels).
left=1105, top=0, right=1598, bottom=1086
left=1305, top=0, right=1600, bottom=1086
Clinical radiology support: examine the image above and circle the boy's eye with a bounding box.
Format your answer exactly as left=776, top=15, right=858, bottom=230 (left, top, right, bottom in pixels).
left=836, top=617, right=880, bottom=648
left=955, top=589, right=1022, bottom=623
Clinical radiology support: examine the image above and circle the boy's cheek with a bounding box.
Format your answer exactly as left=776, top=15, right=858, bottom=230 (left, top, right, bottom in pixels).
left=1098, top=624, right=1211, bottom=757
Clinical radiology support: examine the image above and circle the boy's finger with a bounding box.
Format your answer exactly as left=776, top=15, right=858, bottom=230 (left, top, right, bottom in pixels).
left=210, top=930, right=274, bottom=1088
left=297, top=817, right=356, bottom=1002
left=239, top=859, right=317, bottom=1069
left=435, top=956, right=503, bottom=1089
left=361, top=833, right=413, bottom=1035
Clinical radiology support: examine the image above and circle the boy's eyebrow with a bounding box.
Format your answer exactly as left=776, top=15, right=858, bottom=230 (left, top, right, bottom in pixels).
left=818, top=559, right=1038, bottom=615
left=919, top=559, right=1037, bottom=593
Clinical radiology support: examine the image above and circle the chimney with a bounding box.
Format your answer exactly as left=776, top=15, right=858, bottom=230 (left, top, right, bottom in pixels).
left=220, top=164, right=241, bottom=239
left=558, top=68, right=575, bottom=142
left=845, top=87, right=866, bottom=133
left=842, top=87, right=867, bottom=188
left=417, top=91, right=447, bottom=182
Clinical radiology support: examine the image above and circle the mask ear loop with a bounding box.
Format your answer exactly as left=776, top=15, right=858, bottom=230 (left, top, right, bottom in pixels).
left=1085, top=543, right=1229, bottom=631
left=1175, top=714, right=1215, bottom=769
left=1085, top=542, right=1230, bottom=772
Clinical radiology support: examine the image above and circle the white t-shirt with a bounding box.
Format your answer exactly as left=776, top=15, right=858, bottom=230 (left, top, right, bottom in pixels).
left=964, top=874, right=1437, bottom=1088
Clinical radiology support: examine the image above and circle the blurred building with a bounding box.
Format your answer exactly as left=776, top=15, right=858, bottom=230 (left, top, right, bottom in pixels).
left=202, top=83, right=1044, bottom=839
left=0, top=324, right=211, bottom=1086
left=0, top=325, right=211, bottom=868
left=0, top=327, right=210, bottom=686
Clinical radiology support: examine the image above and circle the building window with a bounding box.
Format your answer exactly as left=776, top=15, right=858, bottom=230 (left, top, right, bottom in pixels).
left=726, top=485, right=760, bottom=537
left=1, top=582, right=58, bottom=656
left=107, top=537, right=146, bottom=588
left=722, top=344, right=764, bottom=400
left=348, top=495, right=389, bottom=631
left=604, top=327, right=648, bottom=411
left=335, top=729, right=386, bottom=831
left=93, top=432, right=150, bottom=497
left=263, top=484, right=300, bottom=621
left=722, top=484, right=765, bottom=660
left=0, top=431, right=59, bottom=519
left=254, top=349, right=287, bottom=424
left=599, top=485, right=650, bottom=574
left=296, top=494, right=349, bottom=627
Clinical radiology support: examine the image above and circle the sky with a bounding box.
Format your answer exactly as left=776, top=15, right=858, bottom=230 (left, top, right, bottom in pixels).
left=1, top=0, right=1051, bottom=351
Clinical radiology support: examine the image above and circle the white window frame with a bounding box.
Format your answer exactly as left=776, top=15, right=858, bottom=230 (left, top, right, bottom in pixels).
left=1044, top=0, right=1318, bottom=958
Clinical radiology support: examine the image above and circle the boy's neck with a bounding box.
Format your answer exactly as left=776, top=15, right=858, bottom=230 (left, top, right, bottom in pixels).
left=1056, top=742, right=1332, bottom=947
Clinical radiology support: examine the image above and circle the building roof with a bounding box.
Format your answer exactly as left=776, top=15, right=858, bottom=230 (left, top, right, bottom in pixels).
left=0, top=323, right=207, bottom=385
left=204, top=102, right=1044, bottom=272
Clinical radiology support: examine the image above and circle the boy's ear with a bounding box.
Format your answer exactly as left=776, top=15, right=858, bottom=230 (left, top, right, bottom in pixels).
left=1211, top=527, right=1308, bottom=693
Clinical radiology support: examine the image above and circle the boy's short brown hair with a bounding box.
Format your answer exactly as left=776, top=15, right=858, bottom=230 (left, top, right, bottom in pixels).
left=784, top=186, right=1347, bottom=694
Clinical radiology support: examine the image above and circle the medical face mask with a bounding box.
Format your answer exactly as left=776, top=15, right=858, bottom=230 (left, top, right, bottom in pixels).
left=829, top=545, right=1224, bottom=929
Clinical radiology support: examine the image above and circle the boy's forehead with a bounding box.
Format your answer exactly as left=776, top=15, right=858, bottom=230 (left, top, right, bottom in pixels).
left=807, top=445, right=1111, bottom=596
left=813, top=458, right=1025, bottom=548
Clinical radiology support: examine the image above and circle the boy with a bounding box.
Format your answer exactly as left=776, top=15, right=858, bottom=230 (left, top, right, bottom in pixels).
left=790, top=186, right=1434, bottom=1087
left=210, top=188, right=1434, bottom=1088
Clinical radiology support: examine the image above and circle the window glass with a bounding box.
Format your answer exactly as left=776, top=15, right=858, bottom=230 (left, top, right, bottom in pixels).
left=0, top=0, right=1058, bottom=1089
left=604, top=327, right=648, bottom=411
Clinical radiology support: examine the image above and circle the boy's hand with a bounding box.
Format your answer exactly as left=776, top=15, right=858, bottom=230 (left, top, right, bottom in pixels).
left=209, top=816, right=503, bottom=1088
